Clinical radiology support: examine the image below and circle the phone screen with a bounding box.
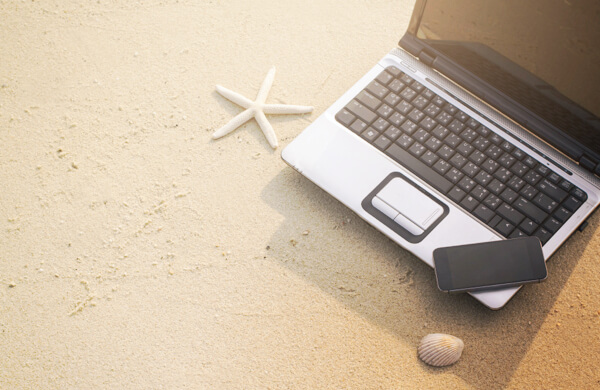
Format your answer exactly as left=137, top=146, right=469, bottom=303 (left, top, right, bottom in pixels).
left=433, top=237, right=547, bottom=292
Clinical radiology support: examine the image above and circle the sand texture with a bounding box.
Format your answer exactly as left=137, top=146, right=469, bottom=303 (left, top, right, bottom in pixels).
left=1, top=1, right=599, bottom=389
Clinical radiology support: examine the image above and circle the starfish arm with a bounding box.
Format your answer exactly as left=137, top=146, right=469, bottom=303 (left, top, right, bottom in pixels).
left=255, top=66, right=276, bottom=104
left=212, top=108, right=255, bottom=139
left=255, top=110, right=278, bottom=149
left=215, top=85, right=252, bottom=108
left=263, top=104, right=314, bottom=114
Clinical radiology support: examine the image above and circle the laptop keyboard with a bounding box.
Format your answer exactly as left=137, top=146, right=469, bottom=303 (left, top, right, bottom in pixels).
left=335, top=66, right=588, bottom=245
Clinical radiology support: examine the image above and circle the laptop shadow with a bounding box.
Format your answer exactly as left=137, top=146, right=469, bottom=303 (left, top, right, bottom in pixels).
left=262, top=167, right=597, bottom=389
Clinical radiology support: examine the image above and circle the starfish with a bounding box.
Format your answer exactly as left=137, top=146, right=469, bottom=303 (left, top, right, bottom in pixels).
left=213, top=67, right=313, bottom=149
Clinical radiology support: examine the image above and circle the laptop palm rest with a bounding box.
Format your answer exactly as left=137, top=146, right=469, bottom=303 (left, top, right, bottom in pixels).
left=362, top=172, right=449, bottom=243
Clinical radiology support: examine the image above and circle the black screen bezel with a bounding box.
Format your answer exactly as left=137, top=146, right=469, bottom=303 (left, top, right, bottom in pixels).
left=433, top=237, right=547, bottom=293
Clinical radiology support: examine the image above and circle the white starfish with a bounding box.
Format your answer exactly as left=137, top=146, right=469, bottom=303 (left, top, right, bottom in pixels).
left=213, top=67, right=313, bottom=149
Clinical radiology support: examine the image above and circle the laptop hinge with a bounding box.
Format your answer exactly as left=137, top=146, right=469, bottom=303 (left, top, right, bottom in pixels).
left=418, top=49, right=436, bottom=66
left=579, top=154, right=598, bottom=173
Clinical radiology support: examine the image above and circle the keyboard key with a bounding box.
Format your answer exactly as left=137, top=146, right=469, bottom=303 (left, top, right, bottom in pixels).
left=413, top=96, right=429, bottom=110
left=433, top=159, right=451, bottom=175
left=558, top=180, right=573, bottom=192
left=444, top=104, right=458, bottom=115
left=376, top=70, right=393, bottom=85
left=455, top=111, right=470, bottom=122
left=563, top=195, right=582, bottom=212
left=420, top=150, right=439, bottom=166
left=377, top=104, right=394, bottom=118
left=523, top=156, right=537, bottom=168
left=519, top=218, right=538, bottom=235
left=510, top=161, right=529, bottom=176
left=489, top=133, right=503, bottom=145
left=469, top=150, right=486, bottom=165
left=458, top=176, right=476, bottom=192
left=336, top=109, right=355, bottom=126
left=396, top=101, right=412, bottom=115
left=356, top=90, right=381, bottom=110
left=384, top=126, right=401, bottom=140
left=500, top=141, right=514, bottom=152
left=460, top=128, right=478, bottom=143
left=450, top=153, right=468, bottom=169
left=543, top=218, right=562, bottom=234
left=520, top=184, right=538, bottom=200
left=400, top=87, right=417, bottom=101
left=514, top=197, right=547, bottom=224
left=413, top=128, right=430, bottom=143
left=553, top=207, right=572, bottom=223
left=474, top=170, right=493, bottom=186
left=482, top=159, right=500, bottom=174
left=432, top=95, right=446, bottom=106
left=507, top=176, right=525, bottom=192
left=524, top=170, right=542, bottom=185
left=493, top=167, right=512, bottom=183
left=425, top=136, right=443, bottom=152
left=466, top=118, right=479, bottom=129
left=537, top=178, right=568, bottom=202
left=448, top=186, right=467, bottom=203
left=437, top=145, right=454, bottom=160
left=512, top=148, right=526, bottom=160
left=361, top=127, right=379, bottom=142
left=496, top=203, right=525, bottom=225
left=424, top=103, right=441, bottom=117
left=432, top=124, right=449, bottom=140
left=411, top=81, right=425, bottom=93
left=535, top=165, right=550, bottom=176
left=386, top=144, right=453, bottom=193
left=397, top=134, right=414, bottom=149
left=462, top=162, right=480, bottom=177
left=483, top=194, right=502, bottom=210
left=384, top=92, right=401, bottom=106
left=486, top=145, right=504, bottom=159
left=473, top=204, right=495, bottom=223
left=500, top=188, right=519, bottom=204
left=448, top=119, right=465, bottom=134
left=349, top=119, right=368, bottom=134
left=489, top=215, right=502, bottom=228
left=436, top=111, right=453, bottom=126
left=471, top=185, right=490, bottom=201
left=533, top=193, right=558, bottom=213
left=457, top=141, right=474, bottom=156
left=547, top=172, right=561, bottom=183
left=499, top=153, right=516, bottom=168
left=495, top=219, right=515, bottom=237
left=533, top=227, right=552, bottom=245
left=445, top=134, right=462, bottom=148
left=420, top=117, right=437, bottom=131
left=509, top=229, right=527, bottom=239
left=388, top=79, right=405, bottom=93
left=389, top=112, right=406, bottom=126
left=422, top=89, right=435, bottom=100
left=476, top=125, right=491, bottom=137
left=347, top=100, right=377, bottom=123
left=374, top=134, right=392, bottom=150
left=400, top=120, right=418, bottom=135
left=385, top=66, right=401, bottom=76
left=372, top=118, right=390, bottom=132
left=571, top=187, right=587, bottom=201
left=445, top=167, right=464, bottom=184
left=460, top=195, right=479, bottom=212
left=366, top=80, right=389, bottom=99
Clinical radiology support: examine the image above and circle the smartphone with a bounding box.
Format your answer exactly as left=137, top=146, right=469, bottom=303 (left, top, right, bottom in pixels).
left=433, top=237, right=547, bottom=293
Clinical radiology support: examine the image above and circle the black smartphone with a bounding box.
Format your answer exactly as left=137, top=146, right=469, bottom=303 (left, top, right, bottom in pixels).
left=433, top=237, right=547, bottom=293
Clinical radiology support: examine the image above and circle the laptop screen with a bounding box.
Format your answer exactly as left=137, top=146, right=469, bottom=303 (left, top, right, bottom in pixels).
left=412, top=0, right=600, bottom=161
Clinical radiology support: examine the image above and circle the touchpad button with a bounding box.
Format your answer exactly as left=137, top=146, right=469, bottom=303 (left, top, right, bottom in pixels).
left=377, top=177, right=443, bottom=230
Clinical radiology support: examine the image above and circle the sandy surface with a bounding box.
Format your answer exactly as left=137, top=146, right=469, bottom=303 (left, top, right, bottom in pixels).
left=1, top=1, right=599, bottom=388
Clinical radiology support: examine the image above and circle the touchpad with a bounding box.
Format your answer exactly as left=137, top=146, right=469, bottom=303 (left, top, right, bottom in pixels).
left=362, top=172, right=449, bottom=243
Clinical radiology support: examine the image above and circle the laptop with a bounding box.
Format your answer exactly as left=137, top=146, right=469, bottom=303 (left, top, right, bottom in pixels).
left=281, top=0, right=600, bottom=309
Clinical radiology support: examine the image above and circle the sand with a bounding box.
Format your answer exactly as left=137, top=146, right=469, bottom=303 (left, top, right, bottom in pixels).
left=1, top=0, right=599, bottom=388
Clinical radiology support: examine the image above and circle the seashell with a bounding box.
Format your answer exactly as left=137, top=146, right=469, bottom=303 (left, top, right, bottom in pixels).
left=418, top=333, right=464, bottom=367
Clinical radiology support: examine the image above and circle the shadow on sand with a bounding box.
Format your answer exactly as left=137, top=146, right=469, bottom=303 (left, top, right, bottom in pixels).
left=262, top=167, right=598, bottom=389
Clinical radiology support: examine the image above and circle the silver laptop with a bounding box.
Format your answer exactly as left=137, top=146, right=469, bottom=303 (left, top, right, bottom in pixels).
left=281, top=0, right=600, bottom=309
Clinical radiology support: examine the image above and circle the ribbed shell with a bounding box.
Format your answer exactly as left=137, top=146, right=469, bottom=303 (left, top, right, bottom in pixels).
left=418, top=333, right=464, bottom=367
